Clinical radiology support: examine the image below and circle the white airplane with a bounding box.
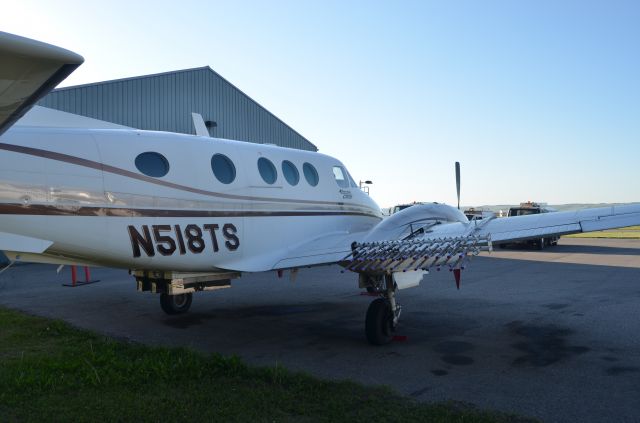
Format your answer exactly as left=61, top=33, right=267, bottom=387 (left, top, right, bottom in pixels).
left=1, top=32, right=639, bottom=345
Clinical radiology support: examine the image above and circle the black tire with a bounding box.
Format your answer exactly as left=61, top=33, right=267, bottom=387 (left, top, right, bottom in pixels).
left=160, top=293, right=192, bottom=315
left=365, top=298, right=394, bottom=345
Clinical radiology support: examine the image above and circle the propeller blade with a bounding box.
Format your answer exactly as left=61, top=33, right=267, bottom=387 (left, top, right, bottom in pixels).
left=455, top=161, right=461, bottom=210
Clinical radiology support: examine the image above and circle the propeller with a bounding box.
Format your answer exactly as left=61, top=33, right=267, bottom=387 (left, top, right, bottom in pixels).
left=455, top=161, right=461, bottom=210
left=454, top=162, right=463, bottom=289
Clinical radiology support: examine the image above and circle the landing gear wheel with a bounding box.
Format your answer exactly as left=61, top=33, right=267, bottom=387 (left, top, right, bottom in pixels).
left=365, top=298, right=394, bottom=345
left=160, top=293, right=192, bottom=315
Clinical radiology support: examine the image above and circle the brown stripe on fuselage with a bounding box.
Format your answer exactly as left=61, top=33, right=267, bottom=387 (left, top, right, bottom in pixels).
left=0, top=203, right=382, bottom=219
left=0, top=142, right=376, bottom=211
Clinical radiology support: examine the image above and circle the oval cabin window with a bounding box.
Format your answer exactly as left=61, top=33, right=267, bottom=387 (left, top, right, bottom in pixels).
left=281, top=160, right=299, bottom=186
left=258, top=157, right=277, bottom=184
left=303, top=162, right=319, bottom=187
left=211, top=153, right=236, bottom=184
left=135, top=152, right=170, bottom=177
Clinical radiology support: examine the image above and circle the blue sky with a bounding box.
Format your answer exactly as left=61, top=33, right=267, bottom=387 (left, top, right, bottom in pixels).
left=3, top=0, right=639, bottom=207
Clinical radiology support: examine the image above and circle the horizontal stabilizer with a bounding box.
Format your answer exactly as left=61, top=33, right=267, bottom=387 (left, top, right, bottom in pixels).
left=0, top=232, right=53, bottom=253
left=0, top=31, right=83, bottom=136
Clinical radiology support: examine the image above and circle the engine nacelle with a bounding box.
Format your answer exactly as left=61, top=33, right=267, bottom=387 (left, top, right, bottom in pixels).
left=364, top=203, right=468, bottom=242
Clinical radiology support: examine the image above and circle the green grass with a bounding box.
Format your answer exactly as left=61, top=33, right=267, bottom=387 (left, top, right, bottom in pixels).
left=566, top=226, right=640, bottom=239
left=0, top=307, right=535, bottom=423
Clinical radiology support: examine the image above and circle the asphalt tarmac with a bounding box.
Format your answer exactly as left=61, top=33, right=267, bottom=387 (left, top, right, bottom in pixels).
left=1, top=238, right=639, bottom=423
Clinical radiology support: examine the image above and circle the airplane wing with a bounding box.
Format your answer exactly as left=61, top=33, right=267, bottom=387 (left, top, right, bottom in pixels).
left=263, top=203, right=640, bottom=274
left=0, top=31, right=84, bottom=136
left=431, top=203, right=640, bottom=243
left=342, top=203, right=640, bottom=275
left=271, top=230, right=369, bottom=270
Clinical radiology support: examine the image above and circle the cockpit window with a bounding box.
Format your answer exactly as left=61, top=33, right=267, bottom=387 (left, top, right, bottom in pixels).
left=135, top=152, right=169, bottom=177
left=332, top=166, right=350, bottom=188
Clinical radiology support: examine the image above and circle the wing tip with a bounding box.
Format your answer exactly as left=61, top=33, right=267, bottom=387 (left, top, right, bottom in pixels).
left=0, top=31, right=84, bottom=65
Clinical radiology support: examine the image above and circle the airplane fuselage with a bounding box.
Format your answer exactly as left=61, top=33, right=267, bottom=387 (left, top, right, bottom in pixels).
left=0, top=126, right=382, bottom=271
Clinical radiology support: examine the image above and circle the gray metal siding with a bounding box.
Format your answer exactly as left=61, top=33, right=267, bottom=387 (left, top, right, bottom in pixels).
left=39, top=67, right=316, bottom=151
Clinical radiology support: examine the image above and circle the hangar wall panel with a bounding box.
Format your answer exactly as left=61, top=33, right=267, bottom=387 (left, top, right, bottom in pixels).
left=39, top=67, right=316, bottom=151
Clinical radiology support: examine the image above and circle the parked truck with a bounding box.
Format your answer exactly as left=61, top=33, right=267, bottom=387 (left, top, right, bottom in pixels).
left=389, top=202, right=425, bottom=215
left=463, top=207, right=495, bottom=221
left=500, top=201, right=559, bottom=249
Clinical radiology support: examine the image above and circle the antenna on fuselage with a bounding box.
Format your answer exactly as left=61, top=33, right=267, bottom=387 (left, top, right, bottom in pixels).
left=191, top=113, right=211, bottom=137
left=455, top=161, right=461, bottom=210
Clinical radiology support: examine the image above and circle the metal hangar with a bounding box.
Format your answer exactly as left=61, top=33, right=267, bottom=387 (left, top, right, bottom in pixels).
left=38, top=66, right=317, bottom=151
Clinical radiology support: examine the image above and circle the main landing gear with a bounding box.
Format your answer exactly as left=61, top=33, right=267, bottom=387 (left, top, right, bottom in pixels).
left=364, top=274, right=401, bottom=345
left=133, top=270, right=239, bottom=316
left=160, top=292, right=192, bottom=315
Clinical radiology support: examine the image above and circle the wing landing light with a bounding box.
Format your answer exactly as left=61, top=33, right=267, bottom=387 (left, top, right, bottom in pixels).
left=0, top=31, right=84, bottom=136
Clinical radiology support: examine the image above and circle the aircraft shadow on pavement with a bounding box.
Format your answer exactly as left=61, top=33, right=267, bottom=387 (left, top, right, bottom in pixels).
left=498, top=243, right=640, bottom=255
